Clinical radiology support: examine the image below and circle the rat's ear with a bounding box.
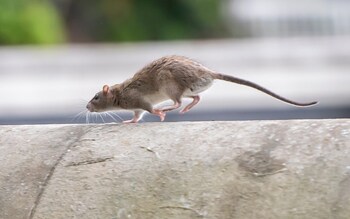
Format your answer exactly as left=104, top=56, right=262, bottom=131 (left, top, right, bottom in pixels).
left=102, top=85, right=110, bottom=96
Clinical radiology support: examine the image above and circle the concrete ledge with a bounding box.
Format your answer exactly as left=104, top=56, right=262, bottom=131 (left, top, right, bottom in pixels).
left=1, top=119, right=349, bottom=219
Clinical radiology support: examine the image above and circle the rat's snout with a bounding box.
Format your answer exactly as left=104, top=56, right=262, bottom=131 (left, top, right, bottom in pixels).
left=86, top=102, right=93, bottom=112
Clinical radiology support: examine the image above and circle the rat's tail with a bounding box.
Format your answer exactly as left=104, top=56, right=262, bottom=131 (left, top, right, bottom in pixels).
left=213, top=73, right=318, bottom=107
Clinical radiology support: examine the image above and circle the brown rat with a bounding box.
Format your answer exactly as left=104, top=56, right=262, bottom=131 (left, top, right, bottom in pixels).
left=86, top=55, right=318, bottom=123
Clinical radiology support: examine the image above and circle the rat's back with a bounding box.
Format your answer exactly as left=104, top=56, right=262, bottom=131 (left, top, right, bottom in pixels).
left=134, top=55, right=214, bottom=78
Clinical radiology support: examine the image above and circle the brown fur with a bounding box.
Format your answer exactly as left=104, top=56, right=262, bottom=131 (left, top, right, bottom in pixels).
left=86, top=55, right=317, bottom=123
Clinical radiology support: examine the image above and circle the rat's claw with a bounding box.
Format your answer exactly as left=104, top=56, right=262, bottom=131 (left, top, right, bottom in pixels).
left=152, top=109, right=166, bottom=121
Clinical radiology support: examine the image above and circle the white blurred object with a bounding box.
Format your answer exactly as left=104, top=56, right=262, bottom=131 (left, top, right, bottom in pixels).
left=224, top=0, right=350, bottom=37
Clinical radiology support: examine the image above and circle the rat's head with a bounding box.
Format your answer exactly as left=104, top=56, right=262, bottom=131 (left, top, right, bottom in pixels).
left=86, top=85, right=117, bottom=112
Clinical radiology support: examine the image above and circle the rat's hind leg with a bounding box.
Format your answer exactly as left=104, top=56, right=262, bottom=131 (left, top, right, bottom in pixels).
left=156, top=99, right=182, bottom=112
left=123, top=110, right=145, bottom=123
left=155, top=87, right=183, bottom=112
left=180, top=95, right=200, bottom=114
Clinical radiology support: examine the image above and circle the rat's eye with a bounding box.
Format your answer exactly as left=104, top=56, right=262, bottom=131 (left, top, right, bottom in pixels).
left=94, top=95, right=99, bottom=101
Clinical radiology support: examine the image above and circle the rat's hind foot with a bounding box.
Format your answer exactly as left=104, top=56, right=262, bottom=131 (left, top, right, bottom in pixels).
left=180, top=96, right=200, bottom=114
left=152, top=109, right=166, bottom=121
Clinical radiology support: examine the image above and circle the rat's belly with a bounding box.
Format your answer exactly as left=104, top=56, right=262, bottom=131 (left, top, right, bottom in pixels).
left=143, top=93, right=169, bottom=105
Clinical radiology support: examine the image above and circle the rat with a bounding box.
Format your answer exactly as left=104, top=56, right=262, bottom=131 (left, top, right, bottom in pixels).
left=86, top=55, right=318, bottom=123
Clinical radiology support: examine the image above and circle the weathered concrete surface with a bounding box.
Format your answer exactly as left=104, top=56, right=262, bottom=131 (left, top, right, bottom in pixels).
left=0, top=119, right=349, bottom=219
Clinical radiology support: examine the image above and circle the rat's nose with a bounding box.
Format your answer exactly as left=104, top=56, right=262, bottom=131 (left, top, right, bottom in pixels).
left=86, top=103, right=91, bottom=111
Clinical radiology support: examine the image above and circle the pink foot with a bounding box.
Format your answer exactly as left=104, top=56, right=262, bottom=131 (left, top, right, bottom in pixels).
left=152, top=109, right=166, bottom=121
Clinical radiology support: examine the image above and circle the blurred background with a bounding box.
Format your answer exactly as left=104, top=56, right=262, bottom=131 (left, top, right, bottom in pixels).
left=0, top=0, right=349, bottom=124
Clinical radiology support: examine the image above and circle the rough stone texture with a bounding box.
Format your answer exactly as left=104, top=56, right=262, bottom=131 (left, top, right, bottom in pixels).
left=0, top=119, right=349, bottom=219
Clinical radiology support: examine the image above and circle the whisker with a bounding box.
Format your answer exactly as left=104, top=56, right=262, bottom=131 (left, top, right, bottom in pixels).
left=96, top=113, right=100, bottom=123
left=110, top=112, right=124, bottom=122
left=70, top=112, right=79, bottom=123
left=98, top=114, right=106, bottom=123
left=110, top=112, right=122, bottom=122
left=79, top=111, right=87, bottom=121
left=86, top=112, right=90, bottom=124
left=105, top=112, right=120, bottom=123
left=94, top=113, right=98, bottom=123
left=73, top=111, right=81, bottom=119
left=72, top=110, right=87, bottom=123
